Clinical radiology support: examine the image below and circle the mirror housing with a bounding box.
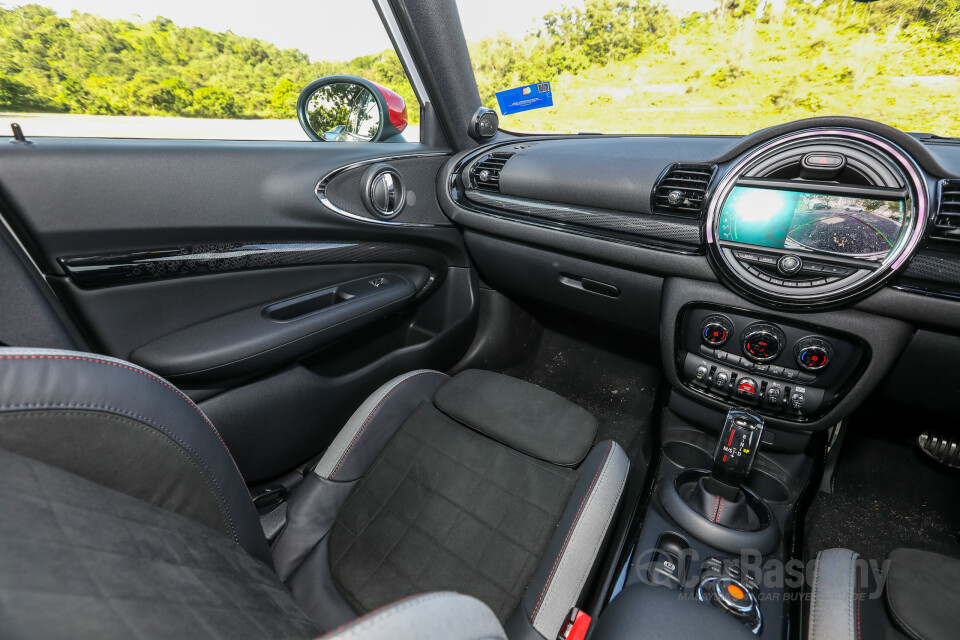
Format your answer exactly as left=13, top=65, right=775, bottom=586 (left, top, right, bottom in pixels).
left=297, top=75, right=407, bottom=142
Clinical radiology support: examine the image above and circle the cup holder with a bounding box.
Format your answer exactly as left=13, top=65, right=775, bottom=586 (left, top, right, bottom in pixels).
left=663, top=441, right=713, bottom=470
left=662, top=440, right=792, bottom=504
left=746, top=469, right=790, bottom=504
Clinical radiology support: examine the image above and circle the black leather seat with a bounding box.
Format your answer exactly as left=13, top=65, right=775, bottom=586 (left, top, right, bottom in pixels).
left=808, top=548, right=960, bottom=640
left=0, top=348, right=629, bottom=639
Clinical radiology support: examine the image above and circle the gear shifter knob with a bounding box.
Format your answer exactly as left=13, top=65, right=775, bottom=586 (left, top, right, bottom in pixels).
left=709, top=409, right=764, bottom=499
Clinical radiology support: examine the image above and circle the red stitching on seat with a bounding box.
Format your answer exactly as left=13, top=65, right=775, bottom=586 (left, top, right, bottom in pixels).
left=0, top=355, right=230, bottom=453
left=329, top=371, right=448, bottom=479
left=530, top=441, right=612, bottom=622
left=855, top=563, right=862, bottom=640
left=316, top=594, right=418, bottom=639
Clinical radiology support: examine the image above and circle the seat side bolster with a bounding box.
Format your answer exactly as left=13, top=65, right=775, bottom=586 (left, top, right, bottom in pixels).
left=319, top=592, right=506, bottom=640
left=515, top=440, right=630, bottom=640
left=314, top=370, right=449, bottom=481
left=809, top=548, right=860, bottom=640
left=0, top=347, right=271, bottom=568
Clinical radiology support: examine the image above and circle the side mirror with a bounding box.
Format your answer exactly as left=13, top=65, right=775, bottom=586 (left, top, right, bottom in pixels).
left=297, top=75, right=407, bottom=142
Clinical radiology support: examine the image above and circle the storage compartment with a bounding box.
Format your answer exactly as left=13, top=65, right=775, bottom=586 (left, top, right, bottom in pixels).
left=264, top=275, right=400, bottom=322
left=464, top=231, right=662, bottom=334
left=264, top=288, right=349, bottom=321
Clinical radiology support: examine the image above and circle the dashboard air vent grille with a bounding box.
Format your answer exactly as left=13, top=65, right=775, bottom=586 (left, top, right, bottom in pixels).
left=932, top=180, right=960, bottom=243
left=471, top=152, right=514, bottom=191
left=653, top=163, right=716, bottom=217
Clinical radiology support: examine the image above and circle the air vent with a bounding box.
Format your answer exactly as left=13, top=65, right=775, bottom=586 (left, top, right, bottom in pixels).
left=932, top=180, right=960, bottom=243
left=470, top=152, right=514, bottom=191
left=653, top=163, right=716, bottom=217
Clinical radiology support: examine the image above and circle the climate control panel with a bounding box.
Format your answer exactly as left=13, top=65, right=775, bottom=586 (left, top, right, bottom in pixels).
left=678, top=307, right=863, bottom=421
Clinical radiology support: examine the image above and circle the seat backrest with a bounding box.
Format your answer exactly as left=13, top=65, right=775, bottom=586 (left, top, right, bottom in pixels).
left=0, top=347, right=271, bottom=566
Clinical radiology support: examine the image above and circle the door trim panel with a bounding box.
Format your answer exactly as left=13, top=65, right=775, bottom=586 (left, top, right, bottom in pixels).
left=316, top=152, right=449, bottom=227
left=59, top=240, right=447, bottom=288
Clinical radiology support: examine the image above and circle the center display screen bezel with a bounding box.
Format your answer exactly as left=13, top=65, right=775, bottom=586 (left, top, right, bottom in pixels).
left=716, top=186, right=909, bottom=263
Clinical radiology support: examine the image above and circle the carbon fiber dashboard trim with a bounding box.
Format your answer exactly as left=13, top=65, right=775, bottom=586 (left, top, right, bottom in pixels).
left=462, top=189, right=702, bottom=246
left=59, top=242, right=447, bottom=288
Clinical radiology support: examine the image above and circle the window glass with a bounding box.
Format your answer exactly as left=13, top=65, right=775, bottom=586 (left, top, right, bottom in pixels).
left=457, top=0, right=960, bottom=137
left=0, top=1, right=420, bottom=140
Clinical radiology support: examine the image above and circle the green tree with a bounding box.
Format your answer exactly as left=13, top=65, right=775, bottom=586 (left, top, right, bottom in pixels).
left=270, top=78, right=299, bottom=117
left=0, top=4, right=422, bottom=122
left=188, top=87, right=240, bottom=118
left=140, top=78, right=193, bottom=114
left=0, top=77, right=56, bottom=111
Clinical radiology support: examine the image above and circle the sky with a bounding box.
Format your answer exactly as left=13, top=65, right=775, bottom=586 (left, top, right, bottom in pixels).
left=18, top=0, right=719, bottom=62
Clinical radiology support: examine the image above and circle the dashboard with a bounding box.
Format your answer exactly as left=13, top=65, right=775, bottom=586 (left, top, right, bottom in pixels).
left=438, top=116, right=960, bottom=443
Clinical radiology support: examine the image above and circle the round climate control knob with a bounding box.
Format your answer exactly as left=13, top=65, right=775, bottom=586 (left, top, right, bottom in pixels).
left=794, top=337, right=833, bottom=371
left=741, top=323, right=786, bottom=362
left=701, top=314, right=734, bottom=347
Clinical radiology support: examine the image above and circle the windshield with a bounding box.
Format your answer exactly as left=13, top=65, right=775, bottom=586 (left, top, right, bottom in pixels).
left=460, top=0, right=960, bottom=136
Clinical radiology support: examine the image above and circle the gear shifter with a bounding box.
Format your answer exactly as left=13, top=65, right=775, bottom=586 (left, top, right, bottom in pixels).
left=705, top=409, right=765, bottom=500
left=681, top=408, right=766, bottom=530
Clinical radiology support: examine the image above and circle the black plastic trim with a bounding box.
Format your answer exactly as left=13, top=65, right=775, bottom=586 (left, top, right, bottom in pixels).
left=59, top=241, right=447, bottom=289
left=463, top=189, right=701, bottom=247
left=450, top=139, right=706, bottom=255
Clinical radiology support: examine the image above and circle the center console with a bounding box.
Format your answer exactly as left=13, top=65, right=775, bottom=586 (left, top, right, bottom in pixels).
left=586, top=128, right=930, bottom=639
left=599, top=408, right=813, bottom=638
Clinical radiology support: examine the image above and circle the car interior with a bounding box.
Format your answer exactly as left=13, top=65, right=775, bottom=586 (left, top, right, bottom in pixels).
left=1, top=1, right=960, bottom=639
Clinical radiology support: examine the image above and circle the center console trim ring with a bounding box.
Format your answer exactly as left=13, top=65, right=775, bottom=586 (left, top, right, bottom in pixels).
left=659, top=469, right=781, bottom=555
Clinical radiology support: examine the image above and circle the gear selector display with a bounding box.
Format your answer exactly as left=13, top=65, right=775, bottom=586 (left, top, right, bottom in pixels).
left=713, top=409, right=764, bottom=489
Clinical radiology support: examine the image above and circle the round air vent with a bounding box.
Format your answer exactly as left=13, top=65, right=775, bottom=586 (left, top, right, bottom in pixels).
left=705, top=128, right=928, bottom=309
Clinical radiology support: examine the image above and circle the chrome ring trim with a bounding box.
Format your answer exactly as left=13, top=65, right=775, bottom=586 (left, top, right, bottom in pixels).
left=315, top=152, right=448, bottom=227
left=705, top=128, right=929, bottom=303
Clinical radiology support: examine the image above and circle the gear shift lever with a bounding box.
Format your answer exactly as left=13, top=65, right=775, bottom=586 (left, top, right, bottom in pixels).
left=706, top=409, right=765, bottom=500
left=678, top=408, right=767, bottom=530
left=661, top=409, right=779, bottom=550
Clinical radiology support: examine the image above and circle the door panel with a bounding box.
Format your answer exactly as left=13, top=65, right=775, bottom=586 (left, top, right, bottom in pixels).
left=0, top=138, right=477, bottom=481
left=52, top=263, right=431, bottom=374
left=200, top=266, right=477, bottom=482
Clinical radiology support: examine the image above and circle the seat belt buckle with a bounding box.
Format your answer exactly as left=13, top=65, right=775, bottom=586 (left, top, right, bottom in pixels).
left=251, top=485, right=287, bottom=513
left=558, top=608, right=591, bottom=640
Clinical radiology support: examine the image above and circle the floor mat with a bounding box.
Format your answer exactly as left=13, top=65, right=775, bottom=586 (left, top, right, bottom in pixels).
left=805, top=409, right=960, bottom=563
left=498, top=318, right=661, bottom=462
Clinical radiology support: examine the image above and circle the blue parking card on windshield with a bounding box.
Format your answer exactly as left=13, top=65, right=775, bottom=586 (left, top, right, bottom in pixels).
left=495, top=82, right=553, bottom=115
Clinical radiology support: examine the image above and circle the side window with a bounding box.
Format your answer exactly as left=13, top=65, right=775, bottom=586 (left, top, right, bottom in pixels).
left=0, top=3, right=420, bottom=142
